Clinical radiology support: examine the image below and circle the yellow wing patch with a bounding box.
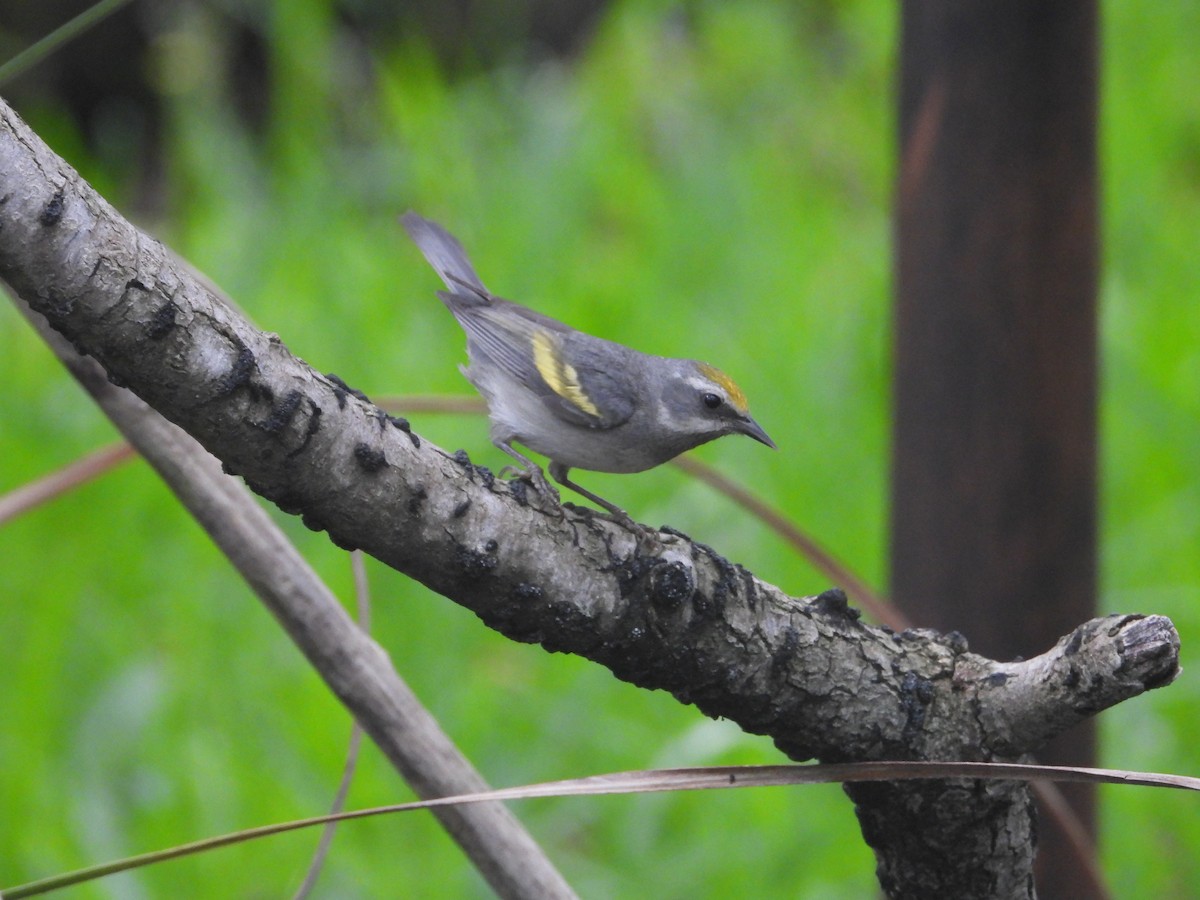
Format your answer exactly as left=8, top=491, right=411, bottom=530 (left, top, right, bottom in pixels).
left=532, top=330, right=602, bottom=418
left=697, top=362, right=749, bottom=413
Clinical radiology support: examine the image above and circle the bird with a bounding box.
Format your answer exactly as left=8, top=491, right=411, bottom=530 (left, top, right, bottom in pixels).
left=402, top=212, right=775, bottom=522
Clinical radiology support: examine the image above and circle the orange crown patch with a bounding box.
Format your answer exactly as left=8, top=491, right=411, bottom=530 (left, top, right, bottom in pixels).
left=698, top=362, right=749, bottom=413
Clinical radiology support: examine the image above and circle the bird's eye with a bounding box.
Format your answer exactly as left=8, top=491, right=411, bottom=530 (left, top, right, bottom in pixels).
left=701, top=392, right=723, bottom=410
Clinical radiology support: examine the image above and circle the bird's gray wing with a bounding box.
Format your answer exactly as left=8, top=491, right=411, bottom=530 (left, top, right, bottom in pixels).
left=453, top=303, right=636, bottom=430
left=551, top=332, right=638, bottom=429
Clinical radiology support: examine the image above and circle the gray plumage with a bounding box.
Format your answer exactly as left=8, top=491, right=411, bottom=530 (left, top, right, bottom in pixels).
left=402, top=212, right=774, bottom=518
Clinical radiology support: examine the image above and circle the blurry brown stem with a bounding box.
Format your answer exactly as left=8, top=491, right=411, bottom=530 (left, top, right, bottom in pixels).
left=379, top=394, right=486, bottom=415
left=0, top=441, right=135, bottom=526
left=669, top=455, right=908, bottom=631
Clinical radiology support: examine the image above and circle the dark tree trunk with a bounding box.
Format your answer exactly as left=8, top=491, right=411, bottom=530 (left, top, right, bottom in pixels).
left=892, top=3, right=1099, bottom=896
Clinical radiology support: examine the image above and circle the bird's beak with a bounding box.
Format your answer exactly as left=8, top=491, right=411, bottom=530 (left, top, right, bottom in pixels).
left=737, top=416, right=776, bottom=449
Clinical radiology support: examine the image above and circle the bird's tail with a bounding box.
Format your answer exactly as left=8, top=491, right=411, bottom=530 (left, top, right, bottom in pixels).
left=401, top=212, right=490, bottom=301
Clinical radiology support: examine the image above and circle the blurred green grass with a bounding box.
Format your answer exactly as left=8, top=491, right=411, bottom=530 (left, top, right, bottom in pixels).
left=1, top=1, right=1197, bottom=896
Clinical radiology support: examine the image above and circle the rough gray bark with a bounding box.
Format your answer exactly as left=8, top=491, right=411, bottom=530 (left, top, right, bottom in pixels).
left=0, top=97, right=1180, bottom=898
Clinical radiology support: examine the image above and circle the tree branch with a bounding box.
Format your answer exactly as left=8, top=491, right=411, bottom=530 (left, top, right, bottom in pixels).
left=0, top=95, right=1179, bottom=899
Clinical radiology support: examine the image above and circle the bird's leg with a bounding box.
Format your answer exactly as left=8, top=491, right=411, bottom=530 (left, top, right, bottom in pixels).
left=494, top=441, right=561, bottom=505
left=547, top=461, right=638, bottom=529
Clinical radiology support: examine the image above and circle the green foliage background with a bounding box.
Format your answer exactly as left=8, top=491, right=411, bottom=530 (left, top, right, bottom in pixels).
left=1, top=1, right=1197, bottom=896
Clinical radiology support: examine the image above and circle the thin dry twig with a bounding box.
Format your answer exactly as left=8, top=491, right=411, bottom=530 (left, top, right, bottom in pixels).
left=5, top=759, right=1194, bottom=899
